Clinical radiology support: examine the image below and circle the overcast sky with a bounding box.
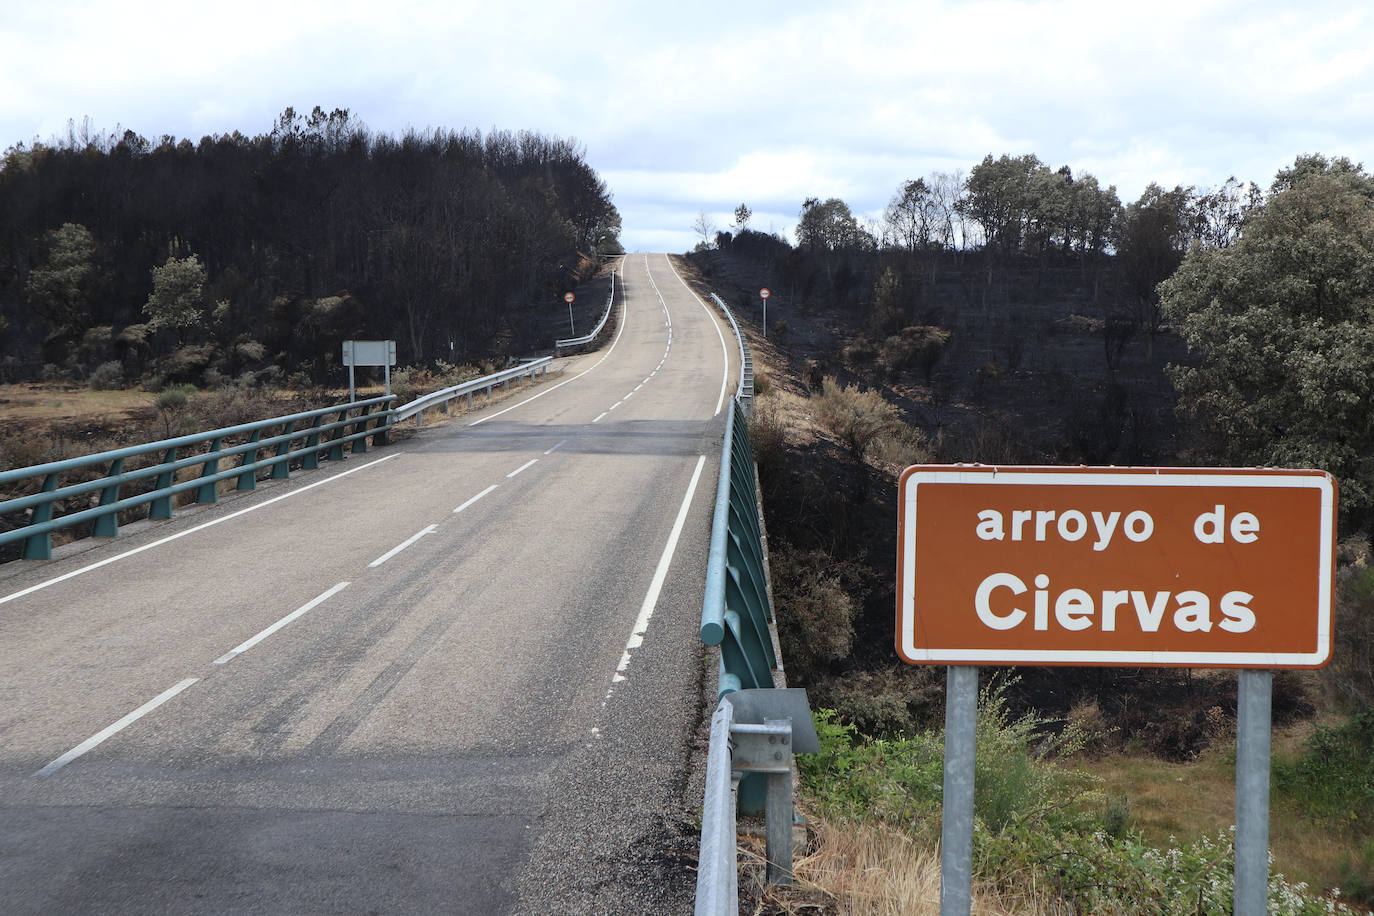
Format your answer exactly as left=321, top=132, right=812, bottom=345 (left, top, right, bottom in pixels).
left=2, top=0, right=1371, bottom=252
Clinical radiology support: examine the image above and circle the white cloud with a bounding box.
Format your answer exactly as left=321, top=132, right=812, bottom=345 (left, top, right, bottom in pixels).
left=3, top=0, right=1373, bottom=251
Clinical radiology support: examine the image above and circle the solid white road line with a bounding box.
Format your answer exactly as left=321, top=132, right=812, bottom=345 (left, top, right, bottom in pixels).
left=611, top=454, right=708, bottom=685
left=368, top=525, right=438, bottom=568
left=468, top=257, right=630, bottom=428
left=0, top=454, right=399, bottom=608
left=454, top=484, right=498, bottom=513
left=664, top=254, right=732, bottom=416
left=214, top=581, right=350, bottom=665
left=506, top=458, right=539, bottom=478
left=33, top=677, right=200, bottom=777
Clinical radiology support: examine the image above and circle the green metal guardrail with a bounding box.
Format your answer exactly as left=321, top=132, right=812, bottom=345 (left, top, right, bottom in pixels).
left=0, top=395, right=395, bottom=560
left=700, top=396, right=775, bottom=698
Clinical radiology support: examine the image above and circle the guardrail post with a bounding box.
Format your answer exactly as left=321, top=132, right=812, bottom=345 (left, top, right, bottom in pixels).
left=197, top=438, right=224, bottom=503
left=237, top=431, right=262, bottom=490
left=328, top=409, right=347, bottom=461
left=150, top=447, right=177, bottom=519
left=93, top=457, right=123, bottom=537
left=22, top=472, right=59, bottom=560
left=763, top=718, right=795, bottom=886
left=272, top=420, right=296, bottom=478
left=302, top=416, right=324, bottom=470
left=351, top=405, right=369, bottom=454
left=375, top=407, right=391, bottom=446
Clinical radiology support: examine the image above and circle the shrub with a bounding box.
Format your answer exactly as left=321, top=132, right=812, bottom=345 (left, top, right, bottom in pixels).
left=809, top=666, right=944, bottom=737
left=87, top=360, right=125, bottom=390
left=1329, top=550, right=1374, bottom=709
left=813, top=377, right=901, bottom=463
left=771, top=544, right=855, bottom=682
left=744, top=398, right=788, bottom=478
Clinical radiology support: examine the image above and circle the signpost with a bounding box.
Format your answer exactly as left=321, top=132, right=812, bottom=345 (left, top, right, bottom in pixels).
left=341, top=339, right=396, bottom=404
left=759, top=288, right=770, bottom=338
left=564, top=291, right=576, bottom=336
left=896, top=465, right=1336, bottom=916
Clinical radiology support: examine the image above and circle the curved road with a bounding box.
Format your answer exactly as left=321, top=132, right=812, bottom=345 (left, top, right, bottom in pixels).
left=0, top=253, right=733, bottom=914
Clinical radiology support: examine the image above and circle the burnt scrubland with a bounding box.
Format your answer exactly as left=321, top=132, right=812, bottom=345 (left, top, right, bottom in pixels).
left=0, top=108, right=622, bottom=390
left=681, top=153, right=1374, bottom=911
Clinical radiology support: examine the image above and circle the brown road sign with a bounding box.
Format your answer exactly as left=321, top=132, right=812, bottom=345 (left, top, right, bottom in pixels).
left=896, top=466, right=1336, bottom=668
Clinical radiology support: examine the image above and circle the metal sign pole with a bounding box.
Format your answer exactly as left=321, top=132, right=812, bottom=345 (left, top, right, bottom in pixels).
left=941, top=665, right=977, bottom=916
left=1235, top=669, right=1273, bottom=915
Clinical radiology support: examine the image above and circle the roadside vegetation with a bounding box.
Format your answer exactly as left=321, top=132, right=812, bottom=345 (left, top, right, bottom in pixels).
left=682, top=152, right=1374, bottom=912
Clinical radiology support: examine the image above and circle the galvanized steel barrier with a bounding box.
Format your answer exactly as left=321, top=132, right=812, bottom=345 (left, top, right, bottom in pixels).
left=392, top=357, right=552, bottom=425
left=697, top=282, right=816, bottom=911
left=709, top=293, right=753, bottom=405
left=0, top=395, right=395, bottom=560
left=555, top=265, right=618, bottom=350
left=700, top=397, right=776, bottom=697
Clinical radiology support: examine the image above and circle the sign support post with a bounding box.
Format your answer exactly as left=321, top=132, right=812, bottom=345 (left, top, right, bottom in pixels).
left=941, top=665, right=978, bottom=916
left=342, top=340, right=397, bottom=404
left=896, top=465, right=1335, bottom=916
left=1235, top=669, right=1273, bottom=916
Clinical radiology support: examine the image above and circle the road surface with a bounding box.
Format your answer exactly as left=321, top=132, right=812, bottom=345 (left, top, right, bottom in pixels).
left=0, top=253, right=734, bottom=914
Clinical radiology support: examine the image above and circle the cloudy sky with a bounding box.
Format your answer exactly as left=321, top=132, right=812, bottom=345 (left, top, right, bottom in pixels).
left=2, top=0, right=1371, bottom=252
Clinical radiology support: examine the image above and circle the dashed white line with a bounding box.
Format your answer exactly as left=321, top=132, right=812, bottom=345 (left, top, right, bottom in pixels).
left=214, top=581, right=350, bottom=665
left=611, top=454, right=708, bottom=688
left=506, top=458, right=539, bottom=478
left=454, top=484, right=498, bottom=514
left=544, top=439, right=568, bottom=456
left=593, top=411, right=608, bottom=423
left=368, top=524, right=438, bottom=567
left=33, top=677, right=201, bottom=777
left=608, top=402, right=621, bottom=411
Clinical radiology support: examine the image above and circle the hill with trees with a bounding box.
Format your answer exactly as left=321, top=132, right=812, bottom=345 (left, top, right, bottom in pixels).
left=0, top=108, right=622, bottom=390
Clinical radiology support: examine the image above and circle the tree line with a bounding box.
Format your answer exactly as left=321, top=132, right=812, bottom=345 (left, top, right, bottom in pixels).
left=714, top=152, right=1374, bottom=529
left=0, top=107, right=623, bottom=388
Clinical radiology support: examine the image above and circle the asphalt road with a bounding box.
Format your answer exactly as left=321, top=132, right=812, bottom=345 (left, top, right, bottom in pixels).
left=0, top=253, right=735, bottom=914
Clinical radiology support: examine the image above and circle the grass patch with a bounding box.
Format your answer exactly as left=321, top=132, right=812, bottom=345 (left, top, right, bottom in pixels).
left=794, top=679, right=1368, bottom=914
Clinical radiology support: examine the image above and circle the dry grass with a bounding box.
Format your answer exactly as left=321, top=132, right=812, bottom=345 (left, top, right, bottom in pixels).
left=1079, top=726, right=1364, bottom=900
left=742, top=818, right=1029, bottom=916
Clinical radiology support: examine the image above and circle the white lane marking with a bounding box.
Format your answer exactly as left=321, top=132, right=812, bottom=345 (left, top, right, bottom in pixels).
left=625, top=390, right=635, bottom=399
left=664, top=254, right=732, bottom=416
left=611, top=454, right=708, bottom=686
left=34, top=677, right=200, bottom=777
left=454, top=484, right=498, bottom=514
left=506, top=458, right=539, bottom=478
left=214, top=581, right=350, bottom=665
left=368, top=524, right=438, bottom=568
left=468, top=257, right=629, bottom=428
left=543, top=439, right=568, bottom=456
left=0, top=454, right=399, bottom=608
left=592, top=411, right=608, bottom=423
left=608, top=401, right=621, bottom=411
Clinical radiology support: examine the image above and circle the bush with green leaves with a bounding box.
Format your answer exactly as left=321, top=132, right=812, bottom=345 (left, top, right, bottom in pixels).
left=799, top=676, right=1364, bottom=914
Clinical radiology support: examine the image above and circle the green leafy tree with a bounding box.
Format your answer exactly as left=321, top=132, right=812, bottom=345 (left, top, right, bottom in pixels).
left=143, top=253, right=207, bottom=341
left=1113, top=183, right=1194, bottom=354
left=1160, top=158, right=1374, bottom=520
left=25, top=222, right=95, bottom=331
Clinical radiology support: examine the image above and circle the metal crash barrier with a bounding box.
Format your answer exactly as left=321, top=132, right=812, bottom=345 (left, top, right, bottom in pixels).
left=0, top=395, right=395, bottom=560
